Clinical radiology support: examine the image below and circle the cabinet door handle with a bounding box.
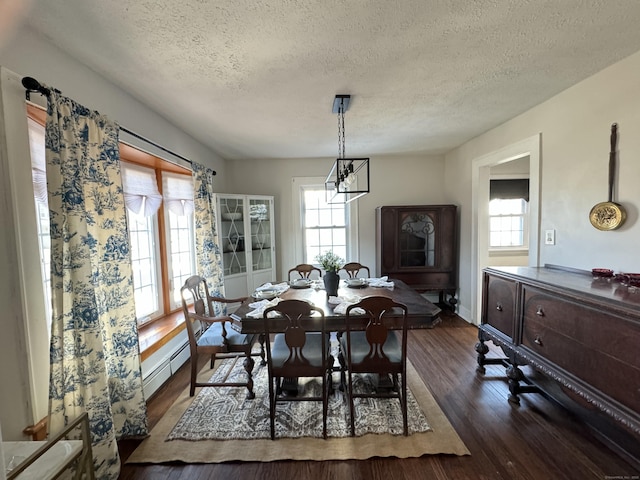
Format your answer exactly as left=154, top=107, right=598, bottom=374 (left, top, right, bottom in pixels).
left=536, top=306, right=545, bottom=316
left=496, top=303, right=503, bottom=311
left=534, top=336, right=543, bottom=346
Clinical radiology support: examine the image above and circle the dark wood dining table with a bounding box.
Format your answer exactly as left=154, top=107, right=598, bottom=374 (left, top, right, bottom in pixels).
left=229, top=278, right=442, bottom=333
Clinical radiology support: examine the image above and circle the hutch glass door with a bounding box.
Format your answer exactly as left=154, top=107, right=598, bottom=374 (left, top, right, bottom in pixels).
left=218, top=196, right=246, bottom=276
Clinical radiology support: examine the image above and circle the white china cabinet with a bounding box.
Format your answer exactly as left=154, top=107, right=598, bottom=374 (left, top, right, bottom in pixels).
left=215, top=195, right=276, bottom=298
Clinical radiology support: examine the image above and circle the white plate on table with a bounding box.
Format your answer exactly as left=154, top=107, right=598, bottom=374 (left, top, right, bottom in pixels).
left=252, top=289, right=279, bottom=300
left=346, top=278, right=367, bottom=288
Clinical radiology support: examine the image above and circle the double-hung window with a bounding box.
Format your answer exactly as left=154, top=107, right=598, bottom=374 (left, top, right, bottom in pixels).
left=293, top=177, right=358, bottom=266
left=488, top=178, right=530, bottom=249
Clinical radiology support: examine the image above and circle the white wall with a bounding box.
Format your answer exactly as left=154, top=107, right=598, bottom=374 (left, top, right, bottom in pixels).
left=445, top=49, right=640, bottom=322
left=224, top=154, right=447, bottom=281
left=0, top=25, right=226, bottom=440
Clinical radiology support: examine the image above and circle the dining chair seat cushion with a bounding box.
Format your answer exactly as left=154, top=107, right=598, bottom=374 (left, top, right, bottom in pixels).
left=271, top=332, right=325, bottom=367
left=197, top=322, right=255, bottom=348
left=340, top=330, right=402, bottom=364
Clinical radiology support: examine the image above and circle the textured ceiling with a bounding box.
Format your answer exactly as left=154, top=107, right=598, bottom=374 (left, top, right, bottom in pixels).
left=18, top=0, right=640, bottom=160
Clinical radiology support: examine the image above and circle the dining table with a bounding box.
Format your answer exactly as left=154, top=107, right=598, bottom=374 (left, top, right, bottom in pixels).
left=229, top=278, right=442, bottom=333
left=229, top=277, right=442, bottom=395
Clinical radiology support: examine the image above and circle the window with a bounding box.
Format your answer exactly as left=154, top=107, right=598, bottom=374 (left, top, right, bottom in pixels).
left=121, top=163, right=196, bottom=325
left=165, top=207, right=196, bottom=309
left=128, top=208, right=162, bottom=320
left=27, top=117, right=52, bottom=335
left=489, top=198, right=528, bottom=248
left=301, top=185, right=348, bottom=263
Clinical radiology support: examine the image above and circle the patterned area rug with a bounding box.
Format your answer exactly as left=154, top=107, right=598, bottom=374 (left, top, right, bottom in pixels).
left=126, top=358, right=470, bottom=463
left=167, top=357, right=430, bottom=440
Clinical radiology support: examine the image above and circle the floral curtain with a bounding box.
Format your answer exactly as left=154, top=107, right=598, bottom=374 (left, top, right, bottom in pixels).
left=45, top=89, right=148, bottom=479
left=191, top=161, right=225, bottom=314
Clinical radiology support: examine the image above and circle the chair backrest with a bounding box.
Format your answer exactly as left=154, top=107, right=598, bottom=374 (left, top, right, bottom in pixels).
left=341, top=262, right=371, bottom=279
left=263, top=299, right=326, bottom=375
left=288, top=263, right=322, bottom=281
left=345, top=296, right=408, bottom=371
left=180, top=275, right=247, bottom=349
left=181, top=275, right=210, bottom=345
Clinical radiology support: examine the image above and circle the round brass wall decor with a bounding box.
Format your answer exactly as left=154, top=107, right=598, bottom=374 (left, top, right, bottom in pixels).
left=589, top=201, right=626, bottom=230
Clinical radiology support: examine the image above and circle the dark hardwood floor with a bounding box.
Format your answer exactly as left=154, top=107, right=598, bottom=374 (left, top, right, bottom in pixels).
left=118, top=313, right=639, bottom=479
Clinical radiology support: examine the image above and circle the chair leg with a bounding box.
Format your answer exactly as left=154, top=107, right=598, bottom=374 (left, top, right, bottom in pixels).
left=348, top=371, right=356, bottom=437
left=337, top=349, right=346, bottom=392
left=322, top=373, right=328, bottom=439
left=327, top=354, right=335, bottom=395
left=401, top=373, right=408, bottom=436
left=189, top=356, right=198, bottom=397
left=268, top=376, right=276, bottom=440
left=243, top=354, right=255, bottom=400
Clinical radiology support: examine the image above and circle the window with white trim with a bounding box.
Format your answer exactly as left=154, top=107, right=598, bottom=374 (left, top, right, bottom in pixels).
left=301, top=185, right=348, bottom=263
left=489, top=198, right=528, bottom=248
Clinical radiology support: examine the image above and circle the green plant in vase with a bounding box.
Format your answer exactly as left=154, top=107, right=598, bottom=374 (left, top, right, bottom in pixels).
left=315, top=250, right=344, bottom=297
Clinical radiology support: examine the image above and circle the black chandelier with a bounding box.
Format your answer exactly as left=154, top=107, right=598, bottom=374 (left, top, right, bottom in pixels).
left=325, top=95, right=370, bottom=204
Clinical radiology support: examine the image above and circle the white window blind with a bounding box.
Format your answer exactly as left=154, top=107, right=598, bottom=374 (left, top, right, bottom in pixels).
left=121, top=163, right=162, bottom=216
left=28, top=118, right=48, bottom=203
left=162, top=172, right=194, bottom=216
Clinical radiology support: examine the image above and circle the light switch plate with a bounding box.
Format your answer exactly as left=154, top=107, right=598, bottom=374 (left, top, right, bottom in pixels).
left=545, top=229, right=556, bottom=245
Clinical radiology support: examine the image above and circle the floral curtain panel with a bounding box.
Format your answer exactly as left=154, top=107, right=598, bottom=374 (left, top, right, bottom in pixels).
left=191, top=161, right=225, bottom=315
left=45, top=89, right=148, bottom=479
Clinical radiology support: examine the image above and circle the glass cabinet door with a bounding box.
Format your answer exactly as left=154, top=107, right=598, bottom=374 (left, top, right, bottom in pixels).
left=249, top=198, right=273, bottom=272
left=218, top=197, right=247, bottom=275
left=399, top=210, right=436, bottom=267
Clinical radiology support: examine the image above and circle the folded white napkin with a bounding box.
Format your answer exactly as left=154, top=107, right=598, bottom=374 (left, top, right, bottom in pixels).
left=246, top=297, right=282, bottom=318
left=256, top=282, right=290, bottom=293
left=328, top=295, right=365, bottom=315
left=367, top=276, right=394, bottom=289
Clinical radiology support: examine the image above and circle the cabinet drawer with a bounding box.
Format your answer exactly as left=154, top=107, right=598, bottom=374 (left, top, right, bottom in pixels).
left=522, top=286, right=640, bottom=413
left=483, top=275, right=516, bottom=340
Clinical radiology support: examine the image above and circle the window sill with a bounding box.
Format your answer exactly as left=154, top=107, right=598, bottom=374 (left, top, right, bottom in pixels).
left=138, top=310, right=186, bottom=362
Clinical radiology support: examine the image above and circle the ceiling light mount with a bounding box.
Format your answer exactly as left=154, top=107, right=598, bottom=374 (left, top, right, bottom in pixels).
left=332, top=94, right=351, bottom=114
left=325, top=94, right=370, bottom=204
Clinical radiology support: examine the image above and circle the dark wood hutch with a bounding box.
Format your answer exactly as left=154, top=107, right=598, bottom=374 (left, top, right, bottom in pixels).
left=375, top=205, right=458, bottom=309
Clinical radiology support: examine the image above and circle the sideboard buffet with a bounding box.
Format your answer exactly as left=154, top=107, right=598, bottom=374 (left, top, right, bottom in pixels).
left=476, top=265, right=640, bottom=467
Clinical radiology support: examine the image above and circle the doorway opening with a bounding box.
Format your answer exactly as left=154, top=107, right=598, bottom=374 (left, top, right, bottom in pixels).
left=471, top=134, right=541, bottom=325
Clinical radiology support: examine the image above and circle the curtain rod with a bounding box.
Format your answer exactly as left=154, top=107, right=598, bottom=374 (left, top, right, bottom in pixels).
left=21, top=76, right=216, bottom=175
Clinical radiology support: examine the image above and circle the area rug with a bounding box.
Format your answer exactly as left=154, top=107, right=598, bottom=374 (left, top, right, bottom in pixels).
left=127, top=358, right=470, bottom=463
left=168, top=357, right=431, bottom=440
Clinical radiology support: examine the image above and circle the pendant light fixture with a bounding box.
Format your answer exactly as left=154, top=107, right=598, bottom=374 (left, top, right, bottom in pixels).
left=325, top=95, right=370, bottom=204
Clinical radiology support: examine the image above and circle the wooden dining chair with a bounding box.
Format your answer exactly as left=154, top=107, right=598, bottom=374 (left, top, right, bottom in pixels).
left=263, top=299, right=332, bottom=439
left=340, top=262, right=371, bottom=279
left=341, top=296, right=409, bottom=436
left=180, top=275, right=264, bottom=399
left=288, top=263, right=322, bottom=281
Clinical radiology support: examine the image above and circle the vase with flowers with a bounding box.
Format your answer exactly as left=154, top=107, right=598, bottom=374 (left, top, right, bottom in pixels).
left=315, top=250, right=344, bottom=297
